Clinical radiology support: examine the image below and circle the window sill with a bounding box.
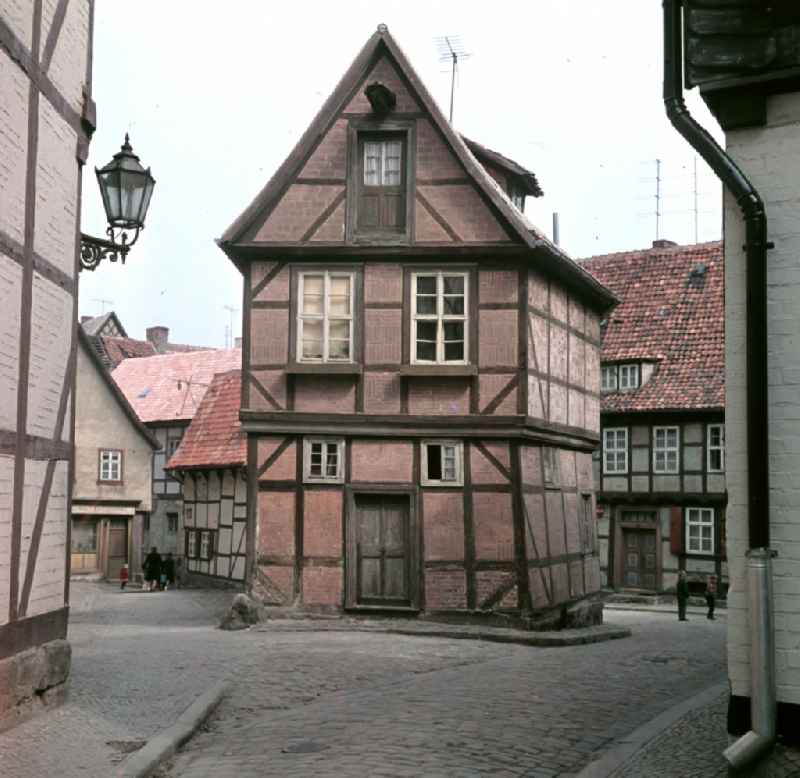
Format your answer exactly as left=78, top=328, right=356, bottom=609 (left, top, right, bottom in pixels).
left=97, top=480, right=124, bottom=486
left=399, top=365, right=477, bottom=377
left=287, top=363, right=363, bottom=376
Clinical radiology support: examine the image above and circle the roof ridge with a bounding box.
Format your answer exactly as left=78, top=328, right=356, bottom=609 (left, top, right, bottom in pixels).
left=580, top=240, right=722, bottom=265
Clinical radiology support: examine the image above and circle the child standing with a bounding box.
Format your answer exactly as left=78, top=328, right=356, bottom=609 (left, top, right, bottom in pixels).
left=706, top=574, right=718, bottom=620
left=120, top=564, right=129, bottom=590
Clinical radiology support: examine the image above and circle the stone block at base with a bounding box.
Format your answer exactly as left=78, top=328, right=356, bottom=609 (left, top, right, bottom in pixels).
left=0, top=639, right=71, bottom=732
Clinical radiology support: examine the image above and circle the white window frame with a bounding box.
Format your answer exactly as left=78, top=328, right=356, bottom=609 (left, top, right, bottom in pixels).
left=686, top=507, right=715, bottom=555
left=619, top=363, right=640, bottom=390
left=303, top=438, right=345, bottom=484
left=601, top=365, right=618, bottom=392
left=297, top=271, right=355, bottom=363
left=603, top=428, right=628, bottom=474
left=411, top=271, right=469, bottom=365
left=707, top=424, right=725, bottom=473
left=99, top=449, right=122, bottom=482
left=653, top=426, right=680, bottom=474
left=363, top=139, right=403, bottom=187
left=187, top=531, right=197, bottom=559
left=200, top=530, right=212, bottom=560
left=421, top=440, right=464, bottom=486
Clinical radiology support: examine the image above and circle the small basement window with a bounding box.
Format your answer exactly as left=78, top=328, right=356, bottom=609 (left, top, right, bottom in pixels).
left=421, top=441, right=463, bottom=486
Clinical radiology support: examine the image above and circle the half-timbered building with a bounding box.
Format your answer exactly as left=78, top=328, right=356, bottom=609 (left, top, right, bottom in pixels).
left=167, top=371, right=248, bottom=585
left=582, top=241, right=726, bottom=595
left=0, top=0, right=95, bottom=726
left=112, top=348, right=241, bottom=579
left=219, top=26, right=616, bottom=624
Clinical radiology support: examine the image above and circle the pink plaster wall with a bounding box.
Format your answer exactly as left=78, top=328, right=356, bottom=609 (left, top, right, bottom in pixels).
left=523, top=492, right=548, bottom=562
left=254, top=184, right=344, bottom=242
left=528, top=269, right=549, bottom=312
left=408, top=379, right=469, bottom=415
left=479, top=269, right=517, bottom=305
left=549, top=324, right=567, bottom=381
left=568, top=388, right=585, bottom=430
left=251, top=262, right=290, bottom=302
left=249, top=370, right=287, bottom=412
left=364, top=264, right=403, bottom=304
left=423, top=491, right=464, bottom=560
left=351, top=441, right=413, bottom=483
left=299, top=118, right=348, bottom=179
left=415, top=118, right=464, bottom=180
left=545, top=491, right=566, bottom=557
left=258, top=490, right=295, bottom=557
left=251, top=309, right=289, bottom=364
left=365, top=309, right=402, bottom=364
left=479, top=310, right=518, bottom=368
left=550, top=283, right=568, bottom=324
left=344, top=56, right=421, bottom=114
left=549, top=382, right=568, bottom=426
left=415, top=197, right=454, bottom=242
left=476, top=570, right=518, bottom=609
left=303, top=566, right=342, bottom=606
left=257, top=437, right=296, bottom=482
left=569, top=333, right=584, bottom=387
left=472, top=492, right=514, bottom=561
left=363, top=372, right=402, bottom=414
left=309, top=199, right=345, bottom=242
left=257, top=564, right=294, bottom=603
left=303, top=489, right=343, bottom=558
left=520, top=445, right=542, bottom=487
left=294, top=376, right=355, bottom=413
left=470, top=442, right=510, bottom=485
left=417, top=185, right=510, bottom=243
left=424, top=569, right=467, bottom=610
left=479, top=374, right=517, bottom=415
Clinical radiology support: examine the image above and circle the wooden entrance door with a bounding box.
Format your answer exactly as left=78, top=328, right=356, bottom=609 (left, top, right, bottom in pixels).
left=622, top=529, right=657, bottom=590
left=353, top=494, right=411, bottom=607
left=106, top=519, right=129, bottom=581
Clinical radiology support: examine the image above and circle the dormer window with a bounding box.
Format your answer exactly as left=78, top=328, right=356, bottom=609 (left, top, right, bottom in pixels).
left=509, top=185, right=525, bottom=212
left=601, top=366, right=618, bottom=392
left=601, top=363, right=641, bottom=392
left=357, top=134, right=406, bottom=234
left=619, top=363, right=640, bottom=390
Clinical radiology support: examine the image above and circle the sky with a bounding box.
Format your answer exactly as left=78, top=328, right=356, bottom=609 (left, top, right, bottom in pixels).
left=78, top=0, right=724, bottom=348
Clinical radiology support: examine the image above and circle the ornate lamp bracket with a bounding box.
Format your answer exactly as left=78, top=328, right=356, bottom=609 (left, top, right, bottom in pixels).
left=79, top=227, right=139, bottom=271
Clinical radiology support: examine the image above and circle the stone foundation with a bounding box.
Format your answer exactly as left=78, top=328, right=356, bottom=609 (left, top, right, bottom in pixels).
left=0, top=639, right=71, bottom=732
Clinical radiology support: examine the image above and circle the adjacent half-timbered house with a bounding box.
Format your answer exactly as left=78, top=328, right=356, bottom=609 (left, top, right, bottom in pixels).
left=582, top=241, right=726, bottom=595
left=167, top=371, right=248, bottom=585
left=219, top=26, right=615, bottom=624
left=112, top=349, right=241, bottom=579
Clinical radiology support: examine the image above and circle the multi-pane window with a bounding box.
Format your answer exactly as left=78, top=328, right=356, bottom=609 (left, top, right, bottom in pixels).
left=412, top=272, right=468, bottom=364
left=187, top=531, right=197, bottom=559
left=298, top=272, right=353, bottom=363
left=686, top=507, right=714, bottom=554
left=200, top=530, right=211, bottom=560
left=167, top=514, right=178, bottom=533
left=303, top=439, right=344, bottom=483
left=603, top=428, right=628, bottom=473
left=358, top=135, right=406, bottom=232
left=509, top=186, right=525, bottom=212
left=653, top=426, right=679, bottom=473
left=422, top=441, right=463, bottom=486
left=708, top=424, right=725, bottom=473
left=99, top=449, right=122, bottom=482
left=619, top=363, right=640, bottom=390
left=601, top=366, right=618, bottom=392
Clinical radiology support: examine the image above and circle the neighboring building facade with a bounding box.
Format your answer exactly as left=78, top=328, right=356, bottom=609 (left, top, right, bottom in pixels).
left=582, top=241, right=727, bottom=595
left=73, top=330, right=159, bottom=582
left=168, top=371, right=247, bottom=585
left=681, top=1, right=800, bottom=739
left=0, top=1, right=94, bottom=726
left=219, top=26, right=615, bottom=623
left=112, top=348, right=241, bottom=579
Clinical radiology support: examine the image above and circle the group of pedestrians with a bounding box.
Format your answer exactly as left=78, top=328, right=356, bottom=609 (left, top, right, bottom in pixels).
left=141, top=547, right=175, bottom=591
left=676, top=570, right=717, bottom=621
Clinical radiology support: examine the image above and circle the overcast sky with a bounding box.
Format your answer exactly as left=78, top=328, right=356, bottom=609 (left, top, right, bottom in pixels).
left=78, top=0, right=724, bottom=348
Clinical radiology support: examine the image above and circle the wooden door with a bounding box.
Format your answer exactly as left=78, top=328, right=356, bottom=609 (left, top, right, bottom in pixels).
left=106, top=519, right=129, bottom=581
left=354, top=495, right=410, bottom=606
left=622, top=529, right=657, bottom=590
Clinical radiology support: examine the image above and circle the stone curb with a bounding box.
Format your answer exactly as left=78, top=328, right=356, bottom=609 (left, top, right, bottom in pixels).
left=254, top=620, right=632, bottom=647
left=576, top=681, right=728, bottom=778
left=120, top=679, right=229, bottom=778
left=605, top=603, right=727, bottom=617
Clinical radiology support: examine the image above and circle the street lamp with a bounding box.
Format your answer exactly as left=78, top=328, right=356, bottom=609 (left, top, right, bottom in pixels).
left=80, top=134, right=155, bottom=271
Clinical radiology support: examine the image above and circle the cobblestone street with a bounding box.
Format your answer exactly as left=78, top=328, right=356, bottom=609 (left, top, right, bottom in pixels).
left=0, top=581, right=728, bottom=777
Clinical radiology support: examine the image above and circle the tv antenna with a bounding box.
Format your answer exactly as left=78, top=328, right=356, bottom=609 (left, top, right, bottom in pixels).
left=223, top=305, right=238, bottom=348
left=435, top=35, right=471, bottom=124
left=93, top=297, right=114, bottom=314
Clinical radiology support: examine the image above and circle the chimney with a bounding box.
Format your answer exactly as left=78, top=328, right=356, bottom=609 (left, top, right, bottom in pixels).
left=234, top=337, right=242, bottom=349
left=146, top=326, right=169, bottom=352
left=652, top=239, right=677, bottom=249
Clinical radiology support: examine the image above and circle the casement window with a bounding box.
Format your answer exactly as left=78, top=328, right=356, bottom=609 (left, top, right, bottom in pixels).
left=187, top=530, right=197, bottom=559
left=184, top=505, right=194, bottom=524
left=303, top=438, right=345, bottom=483
left=509, top=185, right=525, bottom=212
left=167, top=514, right=178, bottom=533
left=358, top=134, right=406, bottom=233
left=708, top=424, right=725, bottom=473
left=601, top=366, right=618, bottom=392
left=411, top=272, right=468, bottom=364
left=199, top=530, right=212, bottom=560
left=421, top=441, right=463, bottom=486
left=603, top=428, right=628, bottom=474
left=187, top=529, right=215, bottom=561
left=653, top=426, right=679, bottom=473
left=99, top=449, right=122, bottom=482
left=686, top=507, right=714, bottom=554
left=619, top=363, right=640, bottom=390
left=298, top=272, right=354, bottom=363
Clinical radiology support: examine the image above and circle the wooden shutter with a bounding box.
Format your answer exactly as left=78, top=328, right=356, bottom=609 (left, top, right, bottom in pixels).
left=670, top=506, right=684, bottom=554
left=356, top=135, right=406, bottom=233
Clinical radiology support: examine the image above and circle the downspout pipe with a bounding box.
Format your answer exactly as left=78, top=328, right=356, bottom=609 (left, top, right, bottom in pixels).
left=662, top=0, right=775, bottom=770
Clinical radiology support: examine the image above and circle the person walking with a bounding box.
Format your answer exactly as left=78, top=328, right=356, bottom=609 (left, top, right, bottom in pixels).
left=142, top=547, right=162, bottom=592
left=677, top=569, right=690, bottom=621
left=163, top=553, right=176, bottom=590
left=119, top=564, right=129, bottom=590
left=706, top=574, right=717, bottom=620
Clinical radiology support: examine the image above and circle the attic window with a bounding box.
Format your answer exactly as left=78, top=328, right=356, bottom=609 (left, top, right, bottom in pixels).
left=509, top=184, right=525, bottom=212
left=356, top=133, right=406, bottom=234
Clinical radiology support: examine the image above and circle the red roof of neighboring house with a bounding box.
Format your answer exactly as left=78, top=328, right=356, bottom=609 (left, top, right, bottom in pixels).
left=581, top=241, right=724, bottom=413
left=102, top=336, right=158, bottom=367
left=112, top=348, right=242, bottom=423
left=167, top=371, right=245, bottom=470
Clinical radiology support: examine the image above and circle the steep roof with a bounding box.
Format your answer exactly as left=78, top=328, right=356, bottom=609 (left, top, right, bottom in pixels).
left=167, top=371, right=245, bottom=471
left=77, top=328, right=160, bottom=450
left=581, top=241, right=724, bottom=413
left=112, top=348, right=242, bottom=424
left=461, top=136, right=543, bottom=197
left=218, top=25, right=614, bottom=312
left=101, top=336, right=158, bottom=368
left=81, top=311, right=127, bottom=338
